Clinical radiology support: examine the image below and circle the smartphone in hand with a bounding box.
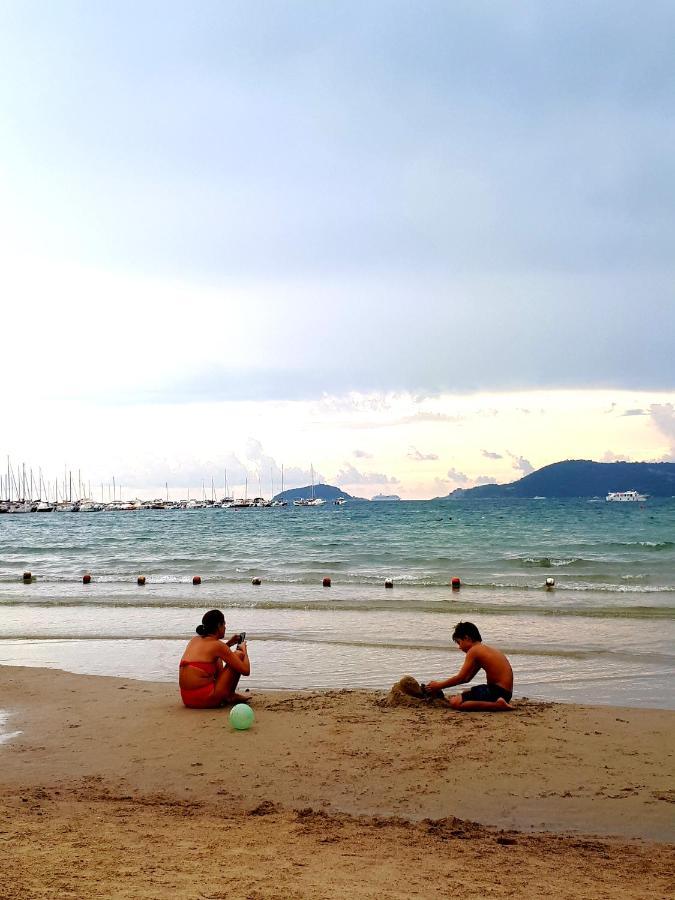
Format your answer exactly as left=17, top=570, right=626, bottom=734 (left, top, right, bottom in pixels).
left=237, top=631, right=246, bottom=648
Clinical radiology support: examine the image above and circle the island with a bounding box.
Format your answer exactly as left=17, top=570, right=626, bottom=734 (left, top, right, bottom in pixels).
left=272, top=483, right=364, bottom=503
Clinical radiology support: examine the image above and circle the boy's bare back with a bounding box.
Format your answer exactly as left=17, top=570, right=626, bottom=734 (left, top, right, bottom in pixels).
left=469, top=643, right=513, bottom=693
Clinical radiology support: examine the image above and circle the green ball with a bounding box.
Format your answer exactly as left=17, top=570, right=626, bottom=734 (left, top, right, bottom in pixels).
left=229, top=703, right=254, bottom=731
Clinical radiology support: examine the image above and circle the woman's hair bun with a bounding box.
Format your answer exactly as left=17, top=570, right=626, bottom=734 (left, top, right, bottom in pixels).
left=197, top=609, right=225, bottom=636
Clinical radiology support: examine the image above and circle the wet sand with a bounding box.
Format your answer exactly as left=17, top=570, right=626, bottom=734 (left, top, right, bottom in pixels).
left=0, top=665, right=673, bottom=899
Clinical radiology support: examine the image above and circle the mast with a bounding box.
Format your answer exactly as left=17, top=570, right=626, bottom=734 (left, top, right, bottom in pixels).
left=166, top=481, right=169, bottom=501
left=311, top=464, right=315, bottom=501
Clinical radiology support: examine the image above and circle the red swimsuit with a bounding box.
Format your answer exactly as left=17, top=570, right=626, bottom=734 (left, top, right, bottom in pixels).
left=179, top=659, right=219, bottom=708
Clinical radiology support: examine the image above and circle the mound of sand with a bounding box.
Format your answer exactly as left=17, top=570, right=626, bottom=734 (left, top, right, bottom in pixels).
left=378, top=674, right=452, bottom=708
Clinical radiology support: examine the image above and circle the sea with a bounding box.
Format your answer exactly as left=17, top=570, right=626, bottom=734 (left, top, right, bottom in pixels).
left=1, top=498, right=674, bottom=711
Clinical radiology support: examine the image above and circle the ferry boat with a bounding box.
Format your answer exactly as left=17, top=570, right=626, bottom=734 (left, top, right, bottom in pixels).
left=606, top=490, right=647, bottom=502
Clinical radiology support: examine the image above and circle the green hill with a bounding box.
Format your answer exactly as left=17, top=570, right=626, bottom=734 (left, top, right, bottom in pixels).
left=272, top=483, right=362, bottom=502
left=448, top=460, right=675, bottom=499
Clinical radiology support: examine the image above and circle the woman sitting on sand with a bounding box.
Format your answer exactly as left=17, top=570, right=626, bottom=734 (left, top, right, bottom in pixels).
left=179, top=609, right=250, bottom=708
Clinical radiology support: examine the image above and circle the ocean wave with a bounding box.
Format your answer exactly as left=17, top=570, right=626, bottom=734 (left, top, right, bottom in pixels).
left=514, top=556, right=587, bottom=569
left=2, top=571, right=675, bottom=594
left=0, top=597, right=673, bottom=620
left=1, top=632, right=672, bottom=662
left=583, top=541, right=675, bottom=552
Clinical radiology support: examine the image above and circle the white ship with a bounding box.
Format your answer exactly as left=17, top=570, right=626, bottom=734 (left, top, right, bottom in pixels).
left=606, top=490, right=647, bottom=502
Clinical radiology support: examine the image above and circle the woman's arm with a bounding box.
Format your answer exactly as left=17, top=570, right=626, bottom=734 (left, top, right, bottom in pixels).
left=216, top=641, right=251, bottom=675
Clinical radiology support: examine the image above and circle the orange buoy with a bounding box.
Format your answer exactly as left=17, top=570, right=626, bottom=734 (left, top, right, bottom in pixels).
left=82, top=574, right=92, bottom=584
left=451, top=576, right=461, bottom=590
left=251, top=577, right=261, bottom=586
left=384, top=579, right=394, bottom=589
left=137, top=575, right=146, bottom=586
left=192, top=575, right=202, bottom=585
left=22, top=571, right=32, bottom=582
left=322, top=577, right=331, bottom=587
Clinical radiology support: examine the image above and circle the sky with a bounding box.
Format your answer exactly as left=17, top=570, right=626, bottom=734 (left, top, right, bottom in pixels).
left=1, top=2, right=674, bottom=499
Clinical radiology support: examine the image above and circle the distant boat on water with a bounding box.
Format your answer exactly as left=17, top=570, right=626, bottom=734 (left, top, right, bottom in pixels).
left=606, top=490, right=647, bottom=502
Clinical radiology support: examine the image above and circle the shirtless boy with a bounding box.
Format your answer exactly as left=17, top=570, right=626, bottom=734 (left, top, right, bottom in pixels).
left=425, top=621, right=514, bottom=711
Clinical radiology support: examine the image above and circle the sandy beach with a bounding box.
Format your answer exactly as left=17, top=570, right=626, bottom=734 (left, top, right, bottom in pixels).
left=1, top=665, right=673, bottom=899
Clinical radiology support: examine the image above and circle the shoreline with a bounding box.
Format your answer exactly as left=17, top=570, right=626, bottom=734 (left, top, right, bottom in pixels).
left=0, top=657, right=674, bottom=711
left=1, top=665, right=674, bottom=898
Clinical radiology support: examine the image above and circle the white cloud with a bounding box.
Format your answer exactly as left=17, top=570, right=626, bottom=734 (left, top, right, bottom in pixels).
left=446, top=467, right=469, bottom=484
left=407, top=447, right=439, bottom=461
left=353, top=449, right=373, bottom=459
left=650, top=403, right=675, bottom=440
left=481, top=449, right=503, bottom=460
left=474, top=475, right=497, bottom=485
left=508, top=453, right=534, bottom=476
left=601, top=450, right=631, bottom=462
left=334, top=463, right=399, bottom=485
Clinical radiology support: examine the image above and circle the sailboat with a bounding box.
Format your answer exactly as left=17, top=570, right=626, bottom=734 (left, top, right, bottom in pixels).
left=293, top=465, right=326, bottom=506
left=269, top=464, right=288, bottom=507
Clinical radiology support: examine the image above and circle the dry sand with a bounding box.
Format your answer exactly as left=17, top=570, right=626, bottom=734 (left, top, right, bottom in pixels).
left=1, top=665, right=673, bottom=899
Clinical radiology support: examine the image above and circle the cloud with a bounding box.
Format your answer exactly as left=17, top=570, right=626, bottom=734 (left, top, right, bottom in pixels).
left=508, top=453, right=535, bottom=476
left=481, top=449, right=503, bottom=460
left=622, top=408, right=647, bottom=416
left=602, top=450, right=631, bottom=462
left=241, top=438, right=323, bottom=489
left=352, top=449, right=373, bottom=459
left=650, top=403, right=675, bottom=441
left=474, top=475, right=497, bottom=486
left=407, top=446, right=439, bottom=461
left=400, top=412, right=464, bottom=425
left=446, top=467, right=469, bottom=485
left=2, top=5, right=675, bottom=405
left=114, top=453, right=249, bottom=491
left=650, top=403, right=675, bottom=460
left=334, top=463, right=399, bottom=485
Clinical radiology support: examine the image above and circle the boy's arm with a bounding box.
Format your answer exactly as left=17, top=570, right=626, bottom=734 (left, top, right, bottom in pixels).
left=426, top=649, right=481, bottom=692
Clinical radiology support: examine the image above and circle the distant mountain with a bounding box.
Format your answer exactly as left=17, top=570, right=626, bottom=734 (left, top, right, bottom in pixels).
left=445, top=460, right=675, bottom=499
left=272, top=483, right=364, bottom=502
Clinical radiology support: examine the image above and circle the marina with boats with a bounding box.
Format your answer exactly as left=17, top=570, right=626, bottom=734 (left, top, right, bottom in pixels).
left=0, top=458, right=346, bottom=514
